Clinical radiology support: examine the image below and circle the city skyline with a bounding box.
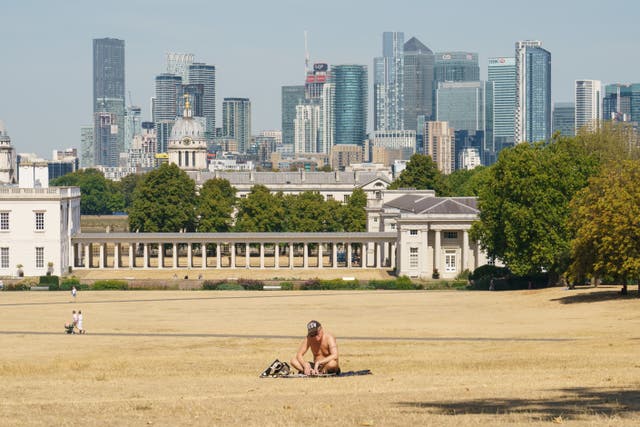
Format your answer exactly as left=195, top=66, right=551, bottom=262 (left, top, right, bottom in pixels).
left=1, top=0, right=639, bottom=157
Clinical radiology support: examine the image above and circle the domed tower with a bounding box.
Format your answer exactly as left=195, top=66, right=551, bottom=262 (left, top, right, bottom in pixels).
left=167, top=96, right=208, bottom=170
left=0, top=120, right=17, bottom=184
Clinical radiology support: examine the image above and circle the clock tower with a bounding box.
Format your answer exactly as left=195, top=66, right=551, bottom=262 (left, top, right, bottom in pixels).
left=167, top=96, right=208, bottom=170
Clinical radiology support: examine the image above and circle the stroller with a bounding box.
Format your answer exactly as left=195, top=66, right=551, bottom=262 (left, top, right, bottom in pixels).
left=64, top=323, right=76, bottom=334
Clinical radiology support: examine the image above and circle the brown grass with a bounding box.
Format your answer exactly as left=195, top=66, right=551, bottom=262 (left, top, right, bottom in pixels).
left=0, top=286, right=639, bottom=426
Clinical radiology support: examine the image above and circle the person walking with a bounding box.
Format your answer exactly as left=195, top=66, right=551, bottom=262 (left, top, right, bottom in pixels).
left=77, top=310, right=85, bottom=334
left=71, top=286, right=77, bottom=301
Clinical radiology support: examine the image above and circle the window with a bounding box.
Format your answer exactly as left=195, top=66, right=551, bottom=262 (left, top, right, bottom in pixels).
left=410, top=229, right=418, bottom=235
left=0, top=247, right=8, bottom=268
left=343, top=195, right=350, bottom=203
left=35, top=247, right=44, bottom=268
left=409, top=247, right=419, bottom=268
left=444, top=231, right=458, bottom=239
left=0, top=212, right=8, bottom=230
left=445, top=250, right=456, bottom=273
left=326, top=194, right=334, bottom=201
left=35, top=212, right=45, bottom=231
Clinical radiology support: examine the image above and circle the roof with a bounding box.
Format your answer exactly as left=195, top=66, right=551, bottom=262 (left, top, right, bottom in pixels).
left=384, top=195, right=478, bottom=215
left=191, top=171, right=391, bottom=188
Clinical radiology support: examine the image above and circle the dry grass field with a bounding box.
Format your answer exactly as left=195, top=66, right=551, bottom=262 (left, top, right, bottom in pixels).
left=0, top=286, right=639, bottom=426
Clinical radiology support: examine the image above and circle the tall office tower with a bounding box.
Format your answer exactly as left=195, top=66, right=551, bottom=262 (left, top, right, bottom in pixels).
left=93, top=112, right=119, bottom=167
left=80, top=126, right=94, bottom=168
left=424, top=121, right=455, bottom=175
left=153, top=74, right=182, bottom=121
left=436, top=81, right=488, bottom=169
left=305, top=63, right=329, bottom=99
left=403, top=37, right=435, bottom=131
left=294, top=101, right=321, bottom=154
left=124, top=105, right=142, bottom=153
left=374, top=32, right=405, bottom=131
left=93, top=38, right=125, bottom=164
left=602, top=83, right=640, bottom=122
left=128, top=122, right=158, bottom=169
left=434, top=52, right=480, bottom=83
left=575, top=80, right=602, bottom=132
left=188, top=63, right=216, bottom=136
left=0, top=121, right=17, bottom=184
left=552, top=102, right=575, bottom=137
left=321, top=83, right=334, bottom=153
left=281, top=85, right=306, bottom=147
left=222, top=98, right=251, bottom=153
left=514, top=40, right=551, bottom=144
left=488, top=57, right=516, bottom=154
left=332, top=65, right=368, bottom=146
left=166, top=53, right=194, bottom=83
left=181, top=84, right=204, bottom=117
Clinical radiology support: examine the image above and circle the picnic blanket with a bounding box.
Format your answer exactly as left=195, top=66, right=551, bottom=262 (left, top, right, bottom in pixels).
left=260, top=359, right=371, bottom=378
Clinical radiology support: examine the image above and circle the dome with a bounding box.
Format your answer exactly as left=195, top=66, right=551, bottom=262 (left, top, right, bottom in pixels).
left=170, top=116, right=204, bottom=140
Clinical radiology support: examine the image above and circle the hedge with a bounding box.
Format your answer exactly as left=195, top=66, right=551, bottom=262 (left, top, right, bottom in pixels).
left=91, top=280, right=129, bottom=290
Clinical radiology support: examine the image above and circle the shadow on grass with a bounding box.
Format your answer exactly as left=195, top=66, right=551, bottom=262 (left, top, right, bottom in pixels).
left=397, top=387, right=640, bottom=420
left=550, top=287, right=639, bottom=304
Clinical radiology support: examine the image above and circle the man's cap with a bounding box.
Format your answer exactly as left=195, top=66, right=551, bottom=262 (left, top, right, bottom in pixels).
left=307, top=320, right=321, bottom=336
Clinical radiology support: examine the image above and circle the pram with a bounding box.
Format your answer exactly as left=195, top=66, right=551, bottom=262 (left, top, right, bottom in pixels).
left=64, top=323, right=75, bottom=334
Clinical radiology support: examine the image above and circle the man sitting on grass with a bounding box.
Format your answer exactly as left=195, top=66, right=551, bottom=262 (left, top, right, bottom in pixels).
left=290, top=320, right=340, bottom=376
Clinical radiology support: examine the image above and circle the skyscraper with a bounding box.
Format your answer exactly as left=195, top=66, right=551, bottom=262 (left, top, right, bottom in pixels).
left=281, top=85, right=305, bottom=147
left=488, top=57, right=516, bottom=153
left=602, top=83, right=640, bottom=122
left=222, top=98, right=251, bottom=153
left=188, top=63, right=216, bottom=136
left=514, top=40, right=551, bottom=144
left=166, top=53, right=194, bottom=82
left=434, top=52, right=480, bottom=83
left=124, top=105, right=142, bottom=153
left=552, top=102, right=575, bottom=137
left=575, top=80, right=602, bottom=132
left=93, top=38, right=125, bottom=166
left=332, top=65, right=368, bottom=146
left=374, top=32, right=404, bottom=131
left=153, top=74, right=182, bottom=122
left=403, top=37, right=435, bottom=131
left=424, top=121, right=455, bottom=175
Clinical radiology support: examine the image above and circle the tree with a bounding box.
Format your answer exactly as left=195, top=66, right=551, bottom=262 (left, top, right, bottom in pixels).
left=128, top=163, right=198, bottom=232
left=51, top=169, right=123, bottom=214
left=284, top=191, right=336, bottom=232
left=234, top=185, right=285, bottom=232
left=338, top=188, right=367, bottom=232
left=117, top=173, right=145, bottom=211
left=568, top=160, right=640, bottom=284
left=471, top=138, right=599, bottom=277
left=388, top=153, right=447, bottom=195
left=196, top=178, right=236, bottom=232
left=444, top=166, right=490, bottom=197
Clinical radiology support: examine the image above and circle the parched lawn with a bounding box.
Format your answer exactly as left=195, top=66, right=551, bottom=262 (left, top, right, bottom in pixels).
left=0, top=286, right=638, bottom=426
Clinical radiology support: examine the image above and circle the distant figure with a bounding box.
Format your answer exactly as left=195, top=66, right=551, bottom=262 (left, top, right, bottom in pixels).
left=290, top=320, right=340, bottom=376
left=620, top=284, right=628, bottom=295
left=71, top=286, right=77, bottom=300
left=72, top=310, right=79, bottom=332
left=77, top=310, right=85, bottom=334
left=489, top=278, right=495, bottom=291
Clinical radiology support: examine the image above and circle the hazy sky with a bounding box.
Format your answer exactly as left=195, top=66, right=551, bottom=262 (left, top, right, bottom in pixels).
left=1, top=0, right=639, bottom=157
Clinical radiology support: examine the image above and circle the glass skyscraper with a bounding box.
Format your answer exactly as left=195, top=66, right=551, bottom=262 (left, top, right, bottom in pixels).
left=374, top=32, right=404, bottom=131
left=154, top=74, right=182, bottom=122
left=332, top=65, right=368, bottom=146
left=403, top=37, right=435, bottom=131
left=552, top=102, right=575, bottom=137
left=222, top=98, right=251, bottom=153
left=488, top=57, right=516, bottom=154
left=602, top=83, right=640, bottom=122
left=281, top=85, right=305, bottom=147
left=434, top=52, right=480, bottom=84
left=575, top=80, right=602, bottom=132
left=93, top=38, right=125, bottom=166
left=514, top=41, right=551, bottom=144
left=188, top=63, right=216, bottom=136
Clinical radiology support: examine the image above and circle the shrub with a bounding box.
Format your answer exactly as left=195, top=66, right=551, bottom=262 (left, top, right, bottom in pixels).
left=238, top=279, right=265, bottom=291
left=279, top=282, right=294, bottom=290
left=202, top=280, right=223, bottom=290
left=4, top=281, right=32, bottom=291
left=369, top=276, right=417, bottom=290
left=40, top=275, right=60, bottom=290
left=60, top=278, right=80, bottom=291
left=216, top=283, right=244, bottom=291
left=92, top=280, right=128, bottom=290
left=456, top=269, right=471, bottom=280
left=469, top=265, right=510, bottom=281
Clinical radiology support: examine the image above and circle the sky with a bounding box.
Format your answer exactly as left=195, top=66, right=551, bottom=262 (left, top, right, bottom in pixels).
left=1, top=0, right=639, bottom=158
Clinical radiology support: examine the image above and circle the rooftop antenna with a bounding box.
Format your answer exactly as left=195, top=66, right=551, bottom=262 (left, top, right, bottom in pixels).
left=304, top=30, right=310, bottom=76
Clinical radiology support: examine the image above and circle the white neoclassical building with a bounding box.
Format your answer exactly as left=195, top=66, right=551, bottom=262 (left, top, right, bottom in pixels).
left=167, top=98, right=208, bottom=171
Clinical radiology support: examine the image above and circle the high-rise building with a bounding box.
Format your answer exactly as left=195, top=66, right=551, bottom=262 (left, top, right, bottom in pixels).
left=153, top=73, right=182, bottom=154
left=575, top=80, right=602, bottom=132
left=80, top=126, right=94, bottom=168
left=403, top=37, right=435, bottom=131
left=166, top=53, right=194, bottom=83
left=374, top=32, right=404, bottom=131
left=93, top=38, right=125, bottom=166
left=305, top=63, right=329, bottom=100
left=222, top=98, right=251, bottom=153
left=488, top=57, right=516, bottom=154
left=434, top=52, right=479, bottom=83
left=281, top=85, right=306, bottom=147
left=424, top=121, right=454, bottom=175
left=602, top=83, right=640, bottom=122
left=295, top=63, right=332, bottom=155
left=294, top=101, right=322, bottom=154
left=436, top=81, right=488, bottom=169
left=332, top=65, right=368, bottom=146
left=93, top=111, right=119, bottom=167
left=124, top=105, right=142, bottom=153
left=188, top=63, right=216, bottom=136
left=552, top=102, right=575, bottom=137
left=514, top=40, right=551, bottom=143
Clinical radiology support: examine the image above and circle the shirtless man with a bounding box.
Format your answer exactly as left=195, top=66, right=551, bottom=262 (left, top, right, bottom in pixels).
left=290, top=320, right=340, bottom=376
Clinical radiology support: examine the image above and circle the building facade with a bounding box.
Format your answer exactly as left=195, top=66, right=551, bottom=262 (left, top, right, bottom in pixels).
left=0, top=122, right=17, bottom=185
left=403, top=37, right=435, bottom=131
left=434, top=52, right=480, bottom=84
left=188, top=63, right=216, bottom=136
left=167, top=101, right=208, bottom=171
left=514, top=40, right=551, bottom=144
left=575, top=80, right=602, bottom=132
left=332, top=65, right=368, bottom=146
left=374, top=32, right=404, bottom=131
left=488, top=57, right=516, bottom=154
left=424, top=121, right=455, bottom=175
left=602, top=83, right=640, bottom=123
left=222, top=98, right=251, bottom=153
left=552, top=102, right=576, bottom=137
left=281, top=85, right=306, bottom=147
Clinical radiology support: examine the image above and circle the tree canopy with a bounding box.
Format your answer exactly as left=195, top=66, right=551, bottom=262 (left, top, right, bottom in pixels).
left=50, top=169, right=123, bottom=215
left=388, top=153, right=447, bottom=195
left=234, top=185, right=285, bottom=232
left=196, top=178, right=236, bottom=232
left=128, top=163, right=198, bottom=232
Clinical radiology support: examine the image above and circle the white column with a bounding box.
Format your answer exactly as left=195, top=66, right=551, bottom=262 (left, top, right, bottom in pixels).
left=462, top=230, right=469, bottom=272
left=318, top=243, right=323, bottom=269
left=157, top=243, right=163, bottom=269
left=303, top=243, right=308, bottom=268
left=114, top=243, right=120, bottom=268
left=216, top=244, right=222, bottom=269
left=231, top=244, right=236, bottom=268
left=172, top=243, right=178, bottom=268
left=434, top=230, right=441, bottom=274
left=245, top=243, right=250, bottom=268
left=260, top=243, right=265, bottom=269
left=275, top=243, right=280, bottom=268
left=143, top=243, right=149, bottom=269
left=187, top=243, right=193, bottom=268
left=70, top=244, right=75, bottom=269
left=347, top=243, right=352, bottom=268
left=289, top=242, right=294, bottom=268
left=362, top=243, right=367, bottom=268
left=99, top=244, right=105, bottom=269
left=201, top=243, right=206, bottom=269
left=129, top=243, right=134, bottom=268
left=332, top=243, right=338, bottom=268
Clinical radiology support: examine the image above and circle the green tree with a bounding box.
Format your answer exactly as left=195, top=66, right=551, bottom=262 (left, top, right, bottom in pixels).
left=128, top=163, right=198, bottom=232
left=388, top=153, right=448, bottom=195
left=117, top=173, right=145, bottom=211
left=444, top=166, right=491, bottom=196
left=284, top=191, right=334, bottom=232
left=234, top=185, right=285, bottom=232
left=338, top=188, right=367, bottom=232
left=196, top=178, right=236, bottom=232
left=51, top=169, right=123, bottom=214
left=568, top=160, right=640, bottom=284
left=471, top=138, right=599, bottom=277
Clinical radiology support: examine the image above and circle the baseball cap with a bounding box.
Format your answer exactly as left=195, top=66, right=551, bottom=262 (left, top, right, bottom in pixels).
left=307, top=320, right=321, bottom=336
